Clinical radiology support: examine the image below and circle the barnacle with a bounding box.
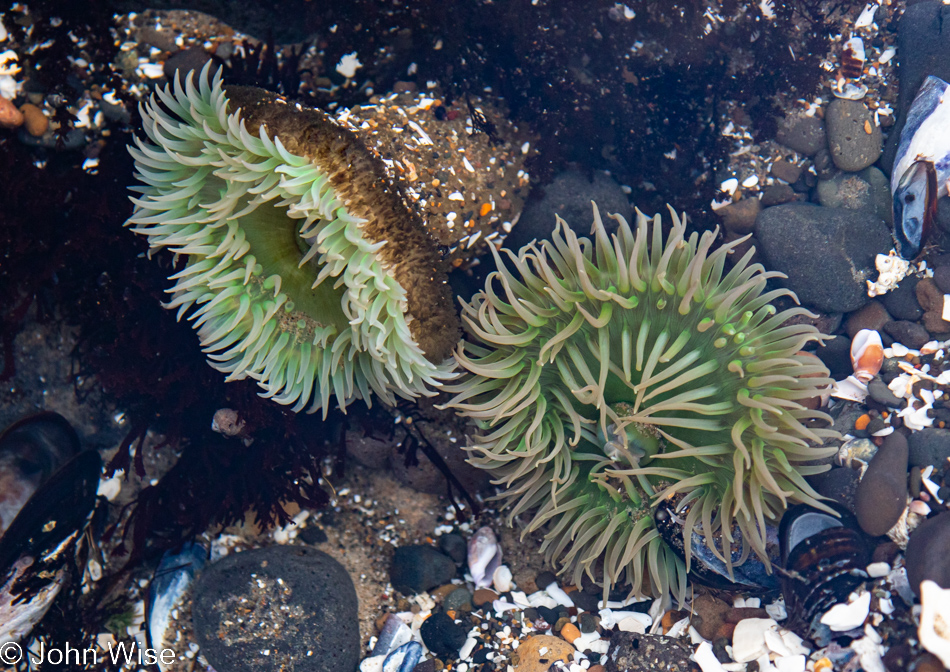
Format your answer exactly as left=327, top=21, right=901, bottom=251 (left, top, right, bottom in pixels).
left=445, top=204, right=837, bottom=603
left=126, top=64, right=459, bottom=415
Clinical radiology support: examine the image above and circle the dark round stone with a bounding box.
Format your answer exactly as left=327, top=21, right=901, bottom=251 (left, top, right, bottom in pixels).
left=815, top=335, right=853, bottom=380
left=420, top=612, right=467, bottom=656
left=882, top=276, right=923, bottom=321
left=855, top=432, right=909, bottom=537
left=908, top=428, right=950, bottom=468
left=537, top=605, right=559, bottom=626
left=443, top=587, right=473, bottom=612
left=906, top=511, right=950, bottom=594
left=578, top=612, right=599, bottom=634
left=934, top=266, right=950, bottom=294
left=192, top=546, right=359, bottom=672
left=867, top=378, right=903, bottom=408
left=534, top=570, right=557, bottom=590
left=297, top=526, right=328, bottom=545
left=807, top=466, right=859, bottom=513
left=572, top=588, right=600, bottom=613
left=390, top=546, right=457, bottom=595
left=438, top=533, right=467, bottom=564
left=754, top=204, right=892, bottom=313
left=883, top=320, right=931, bottom=350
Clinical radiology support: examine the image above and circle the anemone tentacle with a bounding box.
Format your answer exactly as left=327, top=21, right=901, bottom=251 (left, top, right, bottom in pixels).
left=445, top=204, right=837, bottom=604
left=127, top=63, right=460, bottom=415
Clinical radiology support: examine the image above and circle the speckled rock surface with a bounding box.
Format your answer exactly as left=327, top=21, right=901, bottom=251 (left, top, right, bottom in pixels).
left=192, top=546, right=360, bottom=672
left=754, top=203, right=892, bottom=312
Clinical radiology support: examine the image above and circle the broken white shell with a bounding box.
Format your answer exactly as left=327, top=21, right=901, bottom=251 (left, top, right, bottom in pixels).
left=851, top=329, right=884, bottom=382
left=467, top=526, right=502, bottom=589
left=918, top=580, right=950, bottom=667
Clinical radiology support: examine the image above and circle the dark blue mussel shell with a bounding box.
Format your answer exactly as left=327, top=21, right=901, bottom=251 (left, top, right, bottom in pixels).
left=779, top=502, right=870, bottom=642
left=654, top=499, right=780, bottom=592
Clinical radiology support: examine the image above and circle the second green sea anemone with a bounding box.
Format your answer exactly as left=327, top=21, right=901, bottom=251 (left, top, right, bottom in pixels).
left=127, top=64, right=459, bottom=415
left=445, top=204, right=837, bottom=603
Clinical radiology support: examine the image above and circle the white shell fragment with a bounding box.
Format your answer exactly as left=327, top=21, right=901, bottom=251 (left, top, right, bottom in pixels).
left=831, top=375, right=868, bottom=403
left=820, top=590, right=871, bottom=631
left=732, top=618, right=777, bottom=663
left=336, top=52, right=363, bottom=78
left=467, top=527, right=502, bottom=589
left=867, top=251, right=913, bottom=297
left=492, top=565, right=513, bottom=593
left=854, top=3, right=878, bottom=28
left=834, top=82, right=869, bottom=100
left=919, top=580, right=950, bottom=667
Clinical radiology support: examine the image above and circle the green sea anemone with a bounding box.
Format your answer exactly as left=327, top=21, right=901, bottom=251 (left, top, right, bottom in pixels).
left=126, top=64, right=459, bottom=416
left=445, top=204, right=837, bottom=603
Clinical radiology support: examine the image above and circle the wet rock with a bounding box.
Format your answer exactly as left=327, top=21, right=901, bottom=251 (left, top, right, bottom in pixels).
left=934, top=266, right=950, bottom=294
left=472, top=588, right=498, bottom=607
left=816, top=168, right=891, bottom=224
left=515, top=635, right=575, bottom=672
left=855, top=432, right=909, bottom=537
left=718, top=198, right=760, bottom=235
left=760, top=184, right=797, bottom=207
left=578, top=612, right=599, bottom=633
left=163, top=47, right=216, bottom=81
left=438, top=533, right=467, bottom=564
left=390, top=546, right=456, bottom=594
left=844, top=301, right=891, bottom=338
left=754, top=204, right=892, bottom=312
left=572, top=588, right=600, bottom=612
left=867, top=378, right=903, bottom=408
left=770, top=159, right=803, bottom=184
left=442, top=587, right=472, bottom=612
left=882, top=276, right=923, bottom=321
left=420, top=612, right=467, bottom=657
left=807, top=466, right=859, bottom=513
left=0, top=96, right=23, bottom=129
left=504, top=170, right=631, bottom=251
left=19, top=104, right=48, bottom=137
left=192, top=546, right=359, bottom=672
left=691, top=594, right=732, bottom=641
left=908, top=429, right=950, bottom=467
left=605, top=633, right=694, bottom=672
left=815, top=335, right=853, bottom=380
left=923, top=312, right=950, bottom=336
left=883, top=320, right=931, bottom=350
left=825, top=99, right=883, bottom=172
left=775, top=114, right=826, bottom=156
left=906, top=511, right=950, bottom=593
left=916, top=278, right=945, bottom=313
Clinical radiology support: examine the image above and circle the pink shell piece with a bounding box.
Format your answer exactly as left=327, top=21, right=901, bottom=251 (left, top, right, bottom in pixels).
left=851, top=329, right=884, bottom=382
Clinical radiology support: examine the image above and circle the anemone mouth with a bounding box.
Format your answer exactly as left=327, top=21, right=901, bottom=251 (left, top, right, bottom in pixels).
left=126, top=64, right=460, bottom=415
left=445, top=203, right=838, bottom=603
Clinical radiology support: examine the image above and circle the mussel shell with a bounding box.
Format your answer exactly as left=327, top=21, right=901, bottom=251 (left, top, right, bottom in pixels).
left=147, top=542, right=208, bottom=655
left=0, top=450, right=101, bottom=596
left=779, top=502, right=870, bottom=640
left=654, top=499, right=779, bottom=592
left=0, top=412, right=81, bottom=534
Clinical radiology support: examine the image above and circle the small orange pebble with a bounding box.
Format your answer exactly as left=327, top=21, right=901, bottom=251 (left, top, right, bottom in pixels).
left=480, top=202, right=492, bottom=217
left=560, top=622, right=581, bottom=643
left=941, top=421, right=947, bottom=429
left=814, top=657, right=834, bottom=672
left=864, top=119, right=873, bottom=134
left=19, top=103, right=48, bottom=137
left=854, top=414, right=871, bottom=431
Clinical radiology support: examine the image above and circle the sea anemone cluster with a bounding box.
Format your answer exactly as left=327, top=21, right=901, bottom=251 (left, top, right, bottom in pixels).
left=445, top=205, right=837, bottom=602
left=126, top=64, right=459, bottom=416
